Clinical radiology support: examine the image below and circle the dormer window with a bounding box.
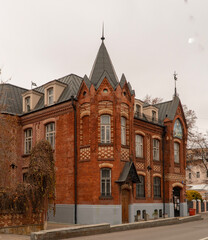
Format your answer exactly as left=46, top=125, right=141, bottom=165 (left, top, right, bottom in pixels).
left=47, top=87, right=54, bottom=105
left=152, top=110, right=156, bottom=122
left=136, top=104, right=141, bottom=117
left=25, top=97, right=31, bottom=112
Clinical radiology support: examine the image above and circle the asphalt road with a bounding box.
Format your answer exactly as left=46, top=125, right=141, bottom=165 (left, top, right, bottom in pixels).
left=1, top=214, right=208, bottom=240
left=64, top=215, right=208, bottom=240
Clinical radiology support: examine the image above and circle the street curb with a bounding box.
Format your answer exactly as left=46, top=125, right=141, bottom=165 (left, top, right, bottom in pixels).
left=30, top=215, right=202, bottom=240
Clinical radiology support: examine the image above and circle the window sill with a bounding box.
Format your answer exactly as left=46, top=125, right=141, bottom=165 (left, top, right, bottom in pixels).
left=22, top=154, right=31, bottom=158
left=99, top=195, right=113, bottom=200
left=121, top=145, right=130, bottom=149
left=153, top=197, right=162, bottom=200
left=136, top=157, right=145, bottom=161
left=136, top=197, right=146, bottom=200
left=99, top=143, right=113, bottom=147
left=153, top=160, right=160, bottom=163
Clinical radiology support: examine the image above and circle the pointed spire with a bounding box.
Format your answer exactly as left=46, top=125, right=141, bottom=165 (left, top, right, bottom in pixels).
left=174, top=71, right=178, bottom=97
left=101, top=22, right=105, bottom=42
left=89, top=40, right=119, bottom=89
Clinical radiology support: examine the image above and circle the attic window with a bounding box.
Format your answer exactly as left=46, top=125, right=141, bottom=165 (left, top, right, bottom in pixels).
left=83, top=91, right=87, bottom=96
left=103, top=89, right=108, bottom=93
left=47, top=87, right=54, bottom=105
left=25, top=97, right=31, bottom=112
left=123, top=91, right=126, bottom=96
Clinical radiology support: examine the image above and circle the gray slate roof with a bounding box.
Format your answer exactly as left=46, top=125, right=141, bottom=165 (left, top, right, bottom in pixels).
left=154, top=96, right=180, bottom=121
left=116, top=162, right=140, bottom=183
left=0, top=83, right=27, bottom=115
left=89, top=42, right=119, bottom=89
left=34, top=74, right=83, bottom=111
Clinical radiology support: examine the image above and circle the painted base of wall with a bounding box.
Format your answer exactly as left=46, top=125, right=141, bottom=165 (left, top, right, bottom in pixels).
left=129, top=203, right=164, bottom=222
left=48, top=202, right=188, bottom=225
left=48, top=204, right=121, bottom=225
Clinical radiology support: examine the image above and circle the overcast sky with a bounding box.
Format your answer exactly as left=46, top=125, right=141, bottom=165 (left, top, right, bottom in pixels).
left=0, top=0, right=207, bottom=132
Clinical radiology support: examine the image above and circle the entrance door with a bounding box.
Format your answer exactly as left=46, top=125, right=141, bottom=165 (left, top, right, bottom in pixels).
left=122, top=189, right=130, bottom=223
left=173, top=187, right=181, bottom=217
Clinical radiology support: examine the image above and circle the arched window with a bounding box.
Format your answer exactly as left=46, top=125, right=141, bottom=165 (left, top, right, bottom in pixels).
left=121, top=117, right=126, bottom=145
left=24, top=128, right=32, bottom=154
left=153, top=177, right=161, bottom=198
left=136, top=175, right=145, bottom=198
left=135, top=135, right=143, bottom=158
left=153, top=139, right=160, bottom=161
left=101, top=168, right=111, bottom=197
left=46, top=122, right=55, bottom=149
left=174, top=142, right=180, bottom=163
left=101, top=115, right=111, bottom=143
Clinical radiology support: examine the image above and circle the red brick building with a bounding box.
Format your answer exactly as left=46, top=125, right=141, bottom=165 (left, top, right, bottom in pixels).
left=0, top=39, right=188, bottom=224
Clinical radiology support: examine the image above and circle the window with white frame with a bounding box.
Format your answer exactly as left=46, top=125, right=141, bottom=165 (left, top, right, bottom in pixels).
left=121, top=117, right=126, bottom=145
left=174, top=142, right=180, bottom=163
left=24, top=128, right=32, bottom=154
left=47, top=87, right=54, bottom=105
left=25, top=97, right=31, bottom=112
left=101, top=115, right=111, bottom=144
left=135, top=135, right=143, bottom=158
left=46, top=122, right=55, bottom=149
left=101, top=168, right=111, bottom=197
left=136, top=175, right=145, bottom=198
left=153, top=177, right=161, bottom=198
left=153, top=139, right=160, bottom=161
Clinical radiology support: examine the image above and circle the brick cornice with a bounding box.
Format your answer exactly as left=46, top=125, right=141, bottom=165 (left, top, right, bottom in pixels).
left=20, top=102, right=73, bottom=125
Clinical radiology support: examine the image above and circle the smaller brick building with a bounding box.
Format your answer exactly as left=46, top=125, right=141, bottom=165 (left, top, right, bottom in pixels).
left=0, top=38, right=188, bottom=224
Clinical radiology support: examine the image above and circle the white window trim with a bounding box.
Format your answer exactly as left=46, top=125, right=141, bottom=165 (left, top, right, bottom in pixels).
left=121, top=117, right=126, bottom=145
left=46, top=122, right=55, bottom=149
left=100, top=168, right=111, bottom=197
left=136, top=135, right=143, bottom=158
left=24, top=129, right=32, bottom=154
left=47, top=87, right=54, bottom=105
left=153, top=139, right=160, bottom=161
left=101, top=115, right=111, bottom=144
left=174, top=142, right=180, bottom=163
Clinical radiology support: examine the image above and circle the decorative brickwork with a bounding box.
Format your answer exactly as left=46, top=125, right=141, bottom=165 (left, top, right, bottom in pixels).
left=136, top=162, right=145, bottom=170
left=146, top=134, right=151, bottom=198
left=165, top=173, right=186, bottom=182
left=80, top=147, right=90, bottom=161
left=98, top=146, right=114, bottom=159
left=121, top=147, right=129, bottom=161
left=0, top=212, right=43, bottom=228
left=174, top=167, right=180, bottom=173
left=153, top=165, right=161, bottom=172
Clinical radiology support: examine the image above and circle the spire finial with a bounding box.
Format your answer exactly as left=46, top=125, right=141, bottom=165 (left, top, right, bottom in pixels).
left=173, top=71, right=178, bottom=97
left=101, top=22, right=105, bottom=42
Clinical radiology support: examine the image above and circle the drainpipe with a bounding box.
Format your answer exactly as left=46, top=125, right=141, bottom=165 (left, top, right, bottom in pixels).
left=162, top=126, right=167, bottom=217
left=71, top=96, right=77, bottom=224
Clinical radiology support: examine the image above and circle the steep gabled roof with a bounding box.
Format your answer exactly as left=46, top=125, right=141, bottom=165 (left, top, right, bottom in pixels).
left=116, top=162, right=140, bottom=184
left=0, top=83, right=27, bottom=115
left=89, top=42, right=119, bottom=89
left=155, top=96, right=180, bottom=121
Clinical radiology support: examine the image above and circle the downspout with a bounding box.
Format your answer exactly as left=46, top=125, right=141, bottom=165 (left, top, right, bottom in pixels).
left=162, top=126, right=167, bottom=217
left=71, top=96, right=77, bottom=224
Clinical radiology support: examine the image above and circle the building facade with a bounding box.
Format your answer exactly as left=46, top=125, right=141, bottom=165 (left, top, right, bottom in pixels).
left=0, top=39, right=188, bottom=224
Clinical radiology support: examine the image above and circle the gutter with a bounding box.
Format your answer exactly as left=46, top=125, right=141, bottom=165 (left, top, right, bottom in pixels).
left=71, top=96, right=78, bottom=224
left=162, top=126, right=167, bottom=217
